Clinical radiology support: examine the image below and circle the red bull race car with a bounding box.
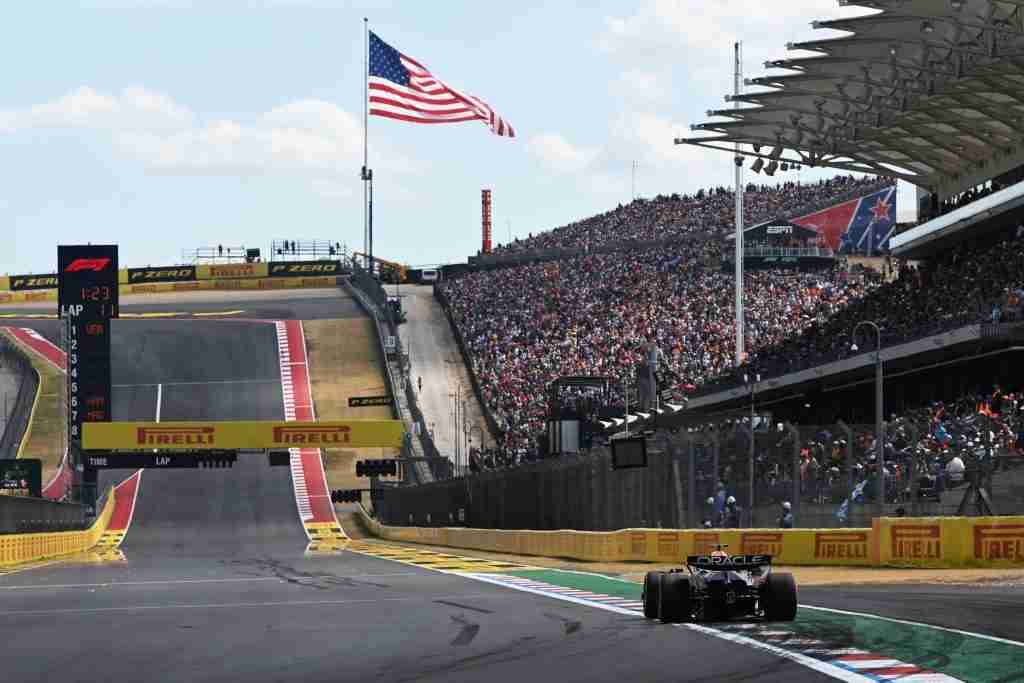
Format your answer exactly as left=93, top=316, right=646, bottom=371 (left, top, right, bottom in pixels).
left=641, top=548, right=797, bottom=623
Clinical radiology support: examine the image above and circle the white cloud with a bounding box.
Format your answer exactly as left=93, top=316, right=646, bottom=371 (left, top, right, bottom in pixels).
left=611, top=69, right=671, bottom=104
left=0, top=86, right=192, bottom=133
left=1, top=87, right=420, bottom=200
left=528, top=132, right=599, bottom=174
left=597, top=1, right=877, bottom=90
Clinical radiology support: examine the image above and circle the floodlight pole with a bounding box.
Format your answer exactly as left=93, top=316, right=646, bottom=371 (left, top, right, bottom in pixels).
left=733, top=41, right=745, bottom=368
left=854, top=321, right=884, bottom=518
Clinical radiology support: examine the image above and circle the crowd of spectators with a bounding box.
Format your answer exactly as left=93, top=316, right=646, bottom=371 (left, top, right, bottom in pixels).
left=491, top=175, right=890, bottom=255
left=720, top=387, right=1024, bottom=513
left=708, top=234, right=1024, bottom=393
left=441, top=242, right=878, bottom=461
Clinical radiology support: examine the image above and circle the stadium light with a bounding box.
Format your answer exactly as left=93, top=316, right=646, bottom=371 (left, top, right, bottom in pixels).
left=780, top=162, right=789, bottom=171
left=949, top=0, right=964, bottom=10
left=751, top=158, right=764, bottom=174
left=765, top=161, right=778, bottom=176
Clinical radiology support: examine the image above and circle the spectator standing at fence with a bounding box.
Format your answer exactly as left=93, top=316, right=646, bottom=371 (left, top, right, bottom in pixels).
left=777, top=501, right=794, bottom=529
left=722, top=496, right=742, bottom=528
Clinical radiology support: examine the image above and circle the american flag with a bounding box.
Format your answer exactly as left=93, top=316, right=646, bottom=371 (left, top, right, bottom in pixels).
left=368, top=31, right=515, bottom=138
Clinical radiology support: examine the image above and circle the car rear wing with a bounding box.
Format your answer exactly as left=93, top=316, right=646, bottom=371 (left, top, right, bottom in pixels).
left=686, top=554, right=772, bottom=570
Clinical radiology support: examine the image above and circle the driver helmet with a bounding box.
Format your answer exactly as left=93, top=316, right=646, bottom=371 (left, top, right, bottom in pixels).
left=781, top=501, right=792, bottom=511
left=726, top=496, right=736, bottom=505
left=706, top=497, right=715, bottom=505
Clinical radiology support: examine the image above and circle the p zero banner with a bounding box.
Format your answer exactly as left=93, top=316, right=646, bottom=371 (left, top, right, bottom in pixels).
left=268, top=260, right=342, bottom=278
left=9, top=273, right=59, bottom=291
left=195, top=263, right=269, bottom=280
left=82, top=419, right=405, bottom=450
left=126, top=265, right=197, bottom=284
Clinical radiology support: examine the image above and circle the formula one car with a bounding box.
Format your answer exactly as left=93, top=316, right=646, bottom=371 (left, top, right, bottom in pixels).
left=642, top=548, right=797, bottom=623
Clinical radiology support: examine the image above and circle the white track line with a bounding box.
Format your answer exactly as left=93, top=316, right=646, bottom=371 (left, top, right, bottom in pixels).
left=461, top=572, right=872, bottom=683
left=800, top=604, right=1024, bottom=648
left=0, top=593, right=514, bottom=617
left=113, top=379, right=280, bottom=388
left=0, top=572, right=423, bottom=591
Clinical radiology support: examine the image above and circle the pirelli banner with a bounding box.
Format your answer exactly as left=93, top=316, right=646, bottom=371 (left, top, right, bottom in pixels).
left=268, top=260, right=343, bottom=278
left=125, top=265, right=197, bottom=284
left=195, top=263, right=269, bottom=280
left=7, top=273, right=59, bottom=291
left=82, top=419, right=405, bottom=450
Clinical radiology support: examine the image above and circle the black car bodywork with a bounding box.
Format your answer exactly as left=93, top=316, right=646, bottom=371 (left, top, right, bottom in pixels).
left=641, top=554, right=797, bottom=623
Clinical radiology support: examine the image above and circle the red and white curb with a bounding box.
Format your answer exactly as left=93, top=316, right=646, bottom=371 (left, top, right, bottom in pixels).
left=460, top=573, right=962, bottom=683
left=275, top=320, right=347, bottom=546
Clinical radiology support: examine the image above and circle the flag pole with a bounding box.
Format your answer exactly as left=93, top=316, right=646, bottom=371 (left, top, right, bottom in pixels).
left=362, top=17, right=369, bottom=270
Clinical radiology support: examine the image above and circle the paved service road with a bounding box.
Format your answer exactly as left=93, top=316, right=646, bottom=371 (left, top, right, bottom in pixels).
left=398, top=284, right=493, bottom=459
left=0, top=319, right=836, bottom=683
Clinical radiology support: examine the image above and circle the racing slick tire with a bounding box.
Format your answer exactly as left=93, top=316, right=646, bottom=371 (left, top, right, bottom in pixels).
left=763, top=572, right=798, bottom=621
left=658, top=572, right=691, bottom=624
left=643, top=571, right=662, bottom=619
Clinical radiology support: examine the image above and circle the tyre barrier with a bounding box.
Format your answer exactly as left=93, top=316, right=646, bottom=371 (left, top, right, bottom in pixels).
left=355, top=506, right=1024, bottom=568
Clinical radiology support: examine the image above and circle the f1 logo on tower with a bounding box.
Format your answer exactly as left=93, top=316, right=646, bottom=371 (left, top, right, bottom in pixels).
left=65, top=258, right=112, bottom=273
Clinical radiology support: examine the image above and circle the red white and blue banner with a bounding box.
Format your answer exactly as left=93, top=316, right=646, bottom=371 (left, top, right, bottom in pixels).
left=793, top=185, right=896, bottom=254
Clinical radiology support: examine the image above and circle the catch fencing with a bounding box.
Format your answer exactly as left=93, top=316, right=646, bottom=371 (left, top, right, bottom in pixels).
left=378, top=421, right=1024, bottom=530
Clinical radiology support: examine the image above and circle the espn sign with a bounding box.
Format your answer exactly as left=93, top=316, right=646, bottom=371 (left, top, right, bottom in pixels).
left=890, top=524, right=941, bottom=561
left=741, top=532, right=783, bottom=557
left=766, top=225, right=793, bottom=235
left=137, top=426, right=215, bottom=446
left=814, top=531, right=868, bottom=560
left=272, top=425, right=351, bottom=445
left=973, top=524, right=1024, bottom=562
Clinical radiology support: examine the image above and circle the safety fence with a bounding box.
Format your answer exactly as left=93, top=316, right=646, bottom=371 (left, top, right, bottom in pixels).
left=357, top=506, right=1024, bottom=568
left=0, top=485, right=113, bottom=567
left=377, top=422, right=1024, bottom=531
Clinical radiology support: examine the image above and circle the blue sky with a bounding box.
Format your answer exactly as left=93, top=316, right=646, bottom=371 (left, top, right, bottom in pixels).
left=2, top=0, right=900, bottom=275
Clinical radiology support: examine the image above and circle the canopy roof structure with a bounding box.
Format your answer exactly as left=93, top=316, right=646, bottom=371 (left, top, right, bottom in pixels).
left=678, top=0, right=1024, bottom=199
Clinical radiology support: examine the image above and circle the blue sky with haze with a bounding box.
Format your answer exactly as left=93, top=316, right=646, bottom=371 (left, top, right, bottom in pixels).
left=3, top=1, right=903, bottom=275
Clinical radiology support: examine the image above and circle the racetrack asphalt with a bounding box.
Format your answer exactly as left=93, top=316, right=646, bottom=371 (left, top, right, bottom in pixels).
left=0, top=287, right=362, bottom=323
left=801, top=583, right=1024, bottom=642
left=0, top=315, right=837, bottom=683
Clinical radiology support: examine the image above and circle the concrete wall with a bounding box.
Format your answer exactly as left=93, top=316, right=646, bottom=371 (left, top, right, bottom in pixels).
left=375, top=435, right=689, bottom=531
left=0, top=495, right=88, bottom=534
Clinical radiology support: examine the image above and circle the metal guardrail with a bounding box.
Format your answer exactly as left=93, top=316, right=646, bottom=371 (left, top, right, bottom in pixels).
left=344, top=272, right=436, bottom=484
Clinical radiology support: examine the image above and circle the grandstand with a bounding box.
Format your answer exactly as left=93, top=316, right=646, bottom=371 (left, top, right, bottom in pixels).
left=431, top=0, right=1024, bottom=522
